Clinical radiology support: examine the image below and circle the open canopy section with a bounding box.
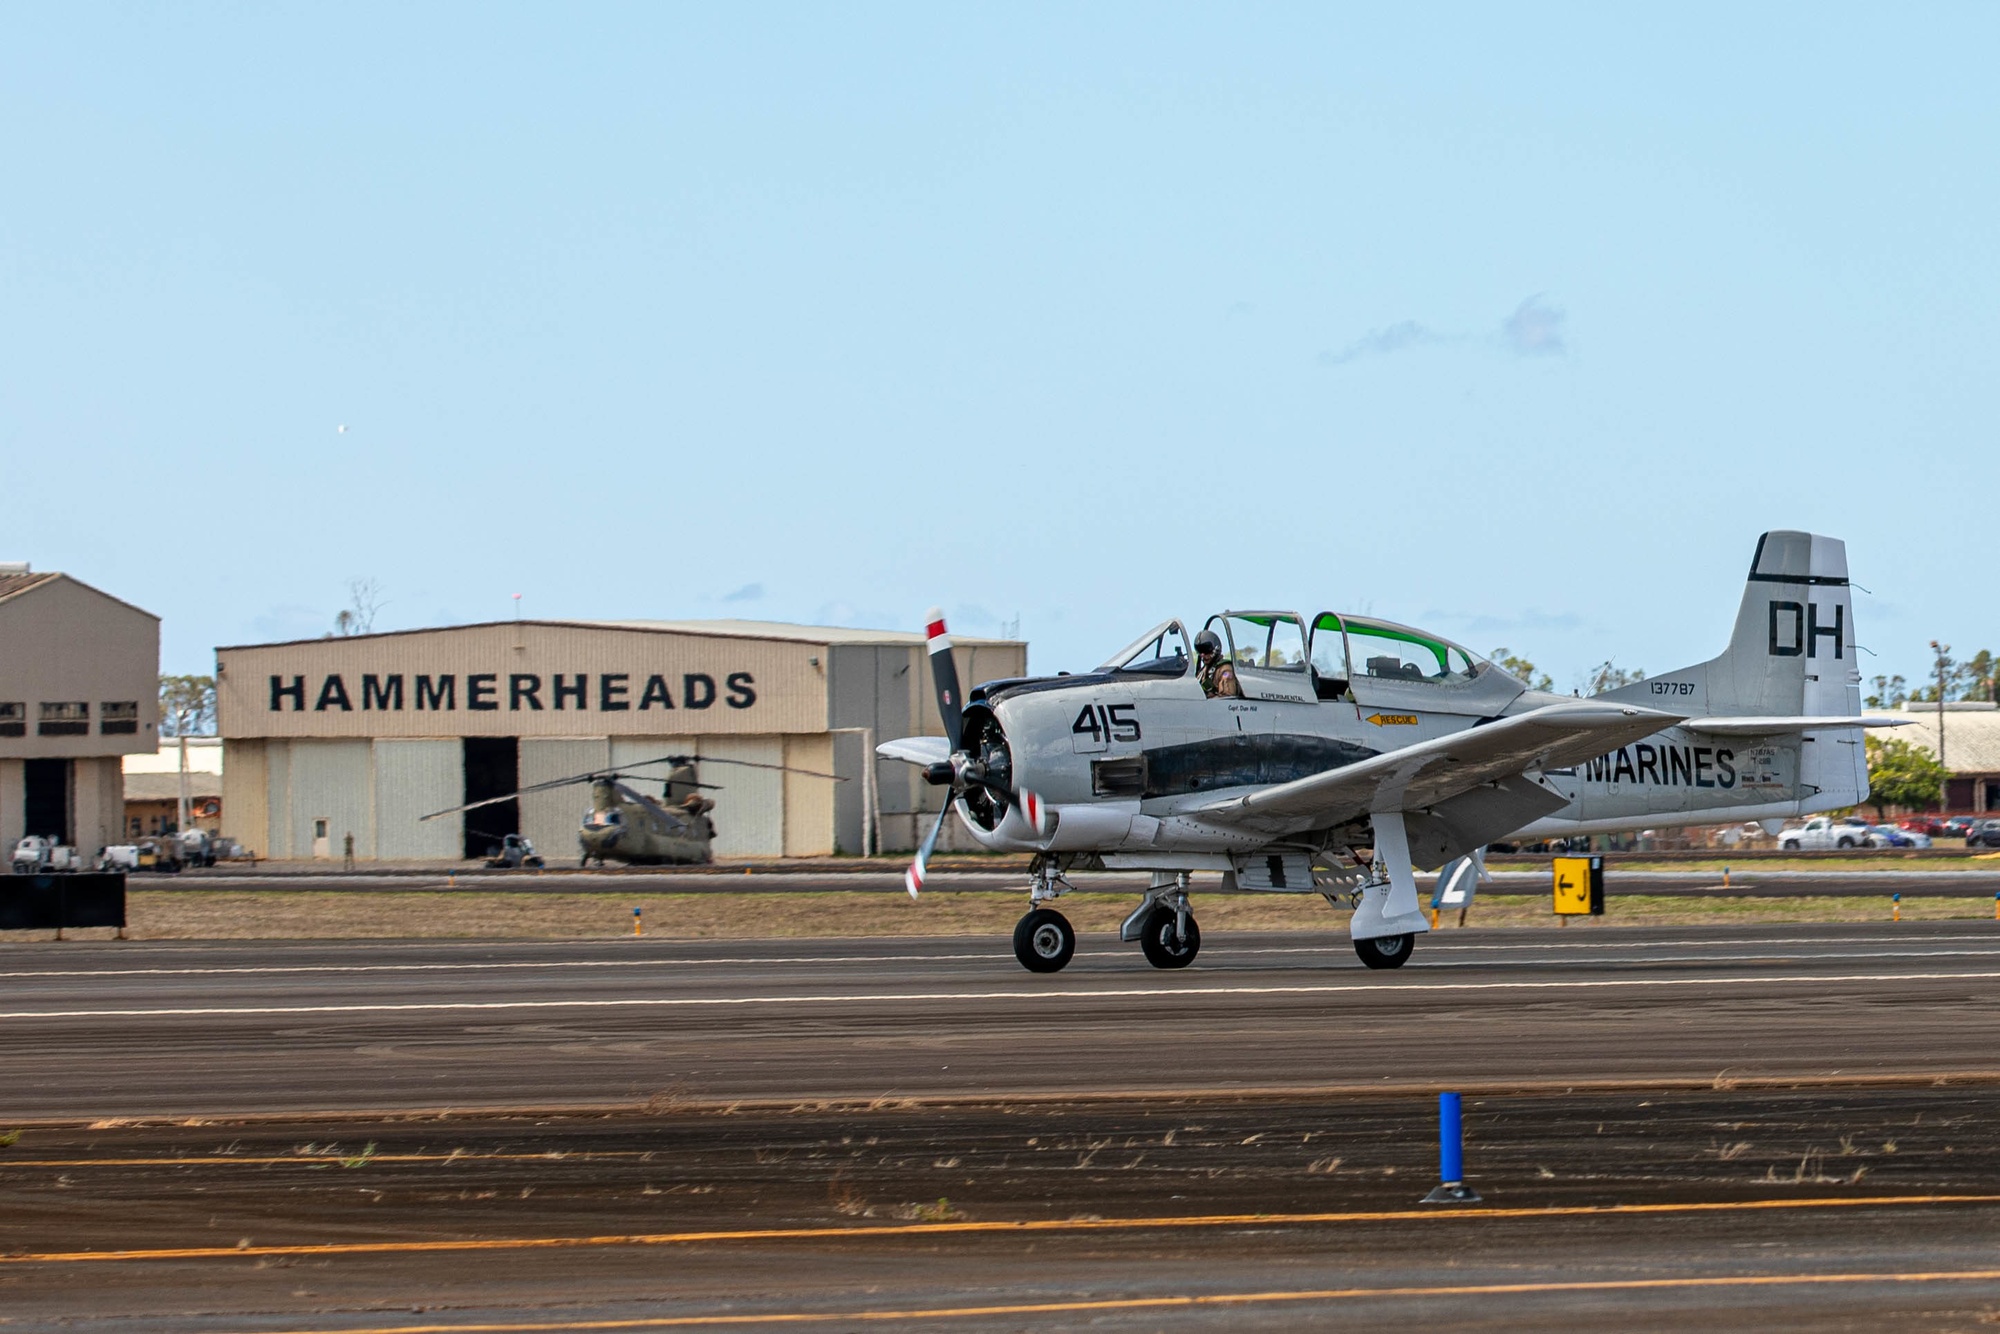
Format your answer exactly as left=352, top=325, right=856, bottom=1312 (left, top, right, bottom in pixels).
left=1096, top=618, right=1192, bottom=677
left=1313, top=614, right=1486, bottom=687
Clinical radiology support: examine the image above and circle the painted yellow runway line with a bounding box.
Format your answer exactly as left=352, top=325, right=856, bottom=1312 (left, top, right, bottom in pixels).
left=8, top=1193, right=1998, bottom=1266
left=231, top=1267, right=2000, bottom=1332
left=9, top=968, right=2000, bottom=1021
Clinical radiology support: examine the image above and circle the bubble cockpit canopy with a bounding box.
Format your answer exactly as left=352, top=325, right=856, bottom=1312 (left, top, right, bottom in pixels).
left=1099, top=612, right=1489, bottom=689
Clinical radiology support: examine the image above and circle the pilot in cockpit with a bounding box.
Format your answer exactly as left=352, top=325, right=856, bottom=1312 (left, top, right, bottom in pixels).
left=1195, top=630, right=1242, bottom=699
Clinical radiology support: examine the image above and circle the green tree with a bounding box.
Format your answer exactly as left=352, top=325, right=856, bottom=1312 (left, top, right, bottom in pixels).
left=1954, top=649, right=1995, bottom=702
left=1864, top=734, right=1948, bottom=819
left=1866, top=674, right=1908, bottom=709
left=159, top=674, right=216, bottom=736
left=1488, top=648, right=1553, bottom=692
left=1583, top=660, right=1645, bottom=695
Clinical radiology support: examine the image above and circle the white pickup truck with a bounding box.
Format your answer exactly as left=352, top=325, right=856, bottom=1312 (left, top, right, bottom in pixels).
left=1777, top=816, right=1869, bottom=851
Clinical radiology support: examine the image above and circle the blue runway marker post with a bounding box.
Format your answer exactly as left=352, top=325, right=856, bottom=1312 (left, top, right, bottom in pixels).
left=1422, top=1091, right=1481, bottom=1204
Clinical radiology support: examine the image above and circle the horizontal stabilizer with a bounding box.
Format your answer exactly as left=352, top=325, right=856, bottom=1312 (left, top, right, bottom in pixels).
left=877, top=736, right=951, bottom=766
left=1681, top=715, right=1912, bottom=735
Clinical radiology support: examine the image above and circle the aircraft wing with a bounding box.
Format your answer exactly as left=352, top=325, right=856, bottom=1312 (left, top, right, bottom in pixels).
left=1182, top=701, right=1686, bottom=835
left=877, top=736, right=951, bottom=766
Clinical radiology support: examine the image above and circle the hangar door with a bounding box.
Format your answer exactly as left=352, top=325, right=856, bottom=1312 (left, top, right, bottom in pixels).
left=375, top=740, right=461, bottom=860
left=462, top=737, right=518, bottom=859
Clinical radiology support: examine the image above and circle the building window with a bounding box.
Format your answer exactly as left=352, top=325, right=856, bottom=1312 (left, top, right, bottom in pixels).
left=0, top=702, right=22, bottom=738
left=100, top=701, right=139, bottom=735
left=38, top=701, right=89, bottom=736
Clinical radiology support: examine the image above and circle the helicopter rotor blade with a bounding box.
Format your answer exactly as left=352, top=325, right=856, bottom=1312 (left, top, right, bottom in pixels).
left=599, top=753, right=846, bottom=782
left=925, top=607, right=964, bottom=753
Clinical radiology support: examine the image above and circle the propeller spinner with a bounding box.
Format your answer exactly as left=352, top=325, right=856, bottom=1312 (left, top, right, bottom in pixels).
left=905, top=608, right=1048, bottom=899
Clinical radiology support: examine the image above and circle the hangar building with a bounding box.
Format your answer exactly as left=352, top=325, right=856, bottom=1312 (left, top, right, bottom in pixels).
left=0, top=565, right=162, bottom=857
left=216, top=619, right=1025, bottom=862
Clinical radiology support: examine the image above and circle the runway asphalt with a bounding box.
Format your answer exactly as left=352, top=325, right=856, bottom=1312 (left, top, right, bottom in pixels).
left=6, top=920, right=2000, bottom=1119
left=9, top=922, right=2000, bottom=1330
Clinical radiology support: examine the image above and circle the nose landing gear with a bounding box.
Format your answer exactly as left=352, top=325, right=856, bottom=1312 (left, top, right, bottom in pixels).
left=1012, top=907, right=1076, bottom=972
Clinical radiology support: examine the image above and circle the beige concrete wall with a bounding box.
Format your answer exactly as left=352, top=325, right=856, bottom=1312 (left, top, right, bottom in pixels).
left=0, top=576, right=160, bottom=761
left=782, top=733, right=835, bottom=857
left=71, top=757, right=124, bottom=856
left=264, top=740, right=294, bottom=858
left=0, top=758, right=20, bottom=855
left=223, top=739, right=269, bottom=858
left=218, top=623, right=829, bottom=740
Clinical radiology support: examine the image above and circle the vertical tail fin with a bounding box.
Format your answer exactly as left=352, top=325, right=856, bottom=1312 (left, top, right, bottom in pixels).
left=1600, top=531, right=1860, bottom=718
left=1600, top=530, right=1866, bottom=808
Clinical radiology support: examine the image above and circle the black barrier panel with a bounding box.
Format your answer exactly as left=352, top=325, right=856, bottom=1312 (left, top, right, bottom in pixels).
left=0, top=874, right=127, bottom=930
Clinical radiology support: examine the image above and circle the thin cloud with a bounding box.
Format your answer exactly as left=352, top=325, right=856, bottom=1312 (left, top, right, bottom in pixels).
left=1317, top=320, right=1449, bottom=368
left=721, top=582, right=765, bottom=603
left=1501, top=295, right=1565, bottom=356
left=1319, top=296, right=1569, bottom=369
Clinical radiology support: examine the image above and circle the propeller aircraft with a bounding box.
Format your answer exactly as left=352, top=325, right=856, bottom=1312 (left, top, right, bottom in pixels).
left=880, top=531, right=1901, bottom=974
left=420, top=754, right=843, bottom=866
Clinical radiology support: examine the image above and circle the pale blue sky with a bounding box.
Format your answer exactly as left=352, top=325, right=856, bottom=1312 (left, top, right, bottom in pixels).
left=4, top=5, right=1993, bottom=690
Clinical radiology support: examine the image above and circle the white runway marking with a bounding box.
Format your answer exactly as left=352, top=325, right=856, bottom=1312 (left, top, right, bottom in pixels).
left=6, top=970, right=2000, bottom=1020
left=3, top=936, right=1995, bottom=980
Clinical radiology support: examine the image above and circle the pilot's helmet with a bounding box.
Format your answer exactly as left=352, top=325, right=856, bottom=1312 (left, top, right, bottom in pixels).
left=1195, top=629, right=1222, bottom=656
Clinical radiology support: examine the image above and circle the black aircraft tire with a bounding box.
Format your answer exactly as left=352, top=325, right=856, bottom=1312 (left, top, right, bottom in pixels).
left=1354, top=933, right=1415, bottom=970
left=1013, top=909, right=1076, bottom=973
left=1138, top=906, right=1201, bottom=969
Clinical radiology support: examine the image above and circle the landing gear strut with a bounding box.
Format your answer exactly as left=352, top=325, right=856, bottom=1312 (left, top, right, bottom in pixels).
left=1123, top=871, right=1200, bottom=969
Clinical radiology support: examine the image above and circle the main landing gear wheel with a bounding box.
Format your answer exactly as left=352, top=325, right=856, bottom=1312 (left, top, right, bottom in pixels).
left=1354, top=933, right=1414, bottom=970
left=1013, top=908, right=1076, bottom=973
left=1138, top=905, right=1201, bottom=969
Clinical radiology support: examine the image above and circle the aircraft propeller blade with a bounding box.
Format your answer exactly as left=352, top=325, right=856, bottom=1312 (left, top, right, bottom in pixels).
left=906, top=801, right=952, bottom=899
left=925, top=607, right=964, bottom=753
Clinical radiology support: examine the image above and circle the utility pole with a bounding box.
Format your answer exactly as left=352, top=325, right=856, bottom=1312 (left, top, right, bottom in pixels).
left=1931, top=640, right=1951, bottom=809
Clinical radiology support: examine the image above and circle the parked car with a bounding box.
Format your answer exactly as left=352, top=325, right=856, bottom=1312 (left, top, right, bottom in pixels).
left=1943, top=816, right=1982, bottom=840
left=1869, top=824, right=1928, bottom=849
left=1968, top=820, right=2000, bottom=850
left=1898, top=816, right=1949, bottom=837
left=1778, top=816, right=1870, bottom=850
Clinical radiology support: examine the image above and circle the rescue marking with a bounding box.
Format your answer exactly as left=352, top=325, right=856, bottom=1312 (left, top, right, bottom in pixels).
left=1366, top=714, right=1419, bottom=726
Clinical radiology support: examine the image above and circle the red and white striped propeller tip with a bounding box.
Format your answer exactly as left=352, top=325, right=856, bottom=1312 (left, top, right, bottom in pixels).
left=905, top=860, right=925, bottom=899
left=1019, top=790, right=1049, bottom=837
left=924, top=607, right=951, bottom=652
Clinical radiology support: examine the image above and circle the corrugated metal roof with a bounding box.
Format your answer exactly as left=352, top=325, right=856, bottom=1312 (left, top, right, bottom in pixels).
left=219, top=617, right=1020, bottom=651
left=0, top=571, right=60, bottom=603
left=1866, top=711, right=2000, bottom=774
left=123, top=772, right=223, bottom=801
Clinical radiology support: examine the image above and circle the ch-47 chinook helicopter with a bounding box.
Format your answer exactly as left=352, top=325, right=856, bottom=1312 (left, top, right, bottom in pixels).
left=881, top=531, right=1904, bottom=975
left=420, top=754, right=843, bottom=866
